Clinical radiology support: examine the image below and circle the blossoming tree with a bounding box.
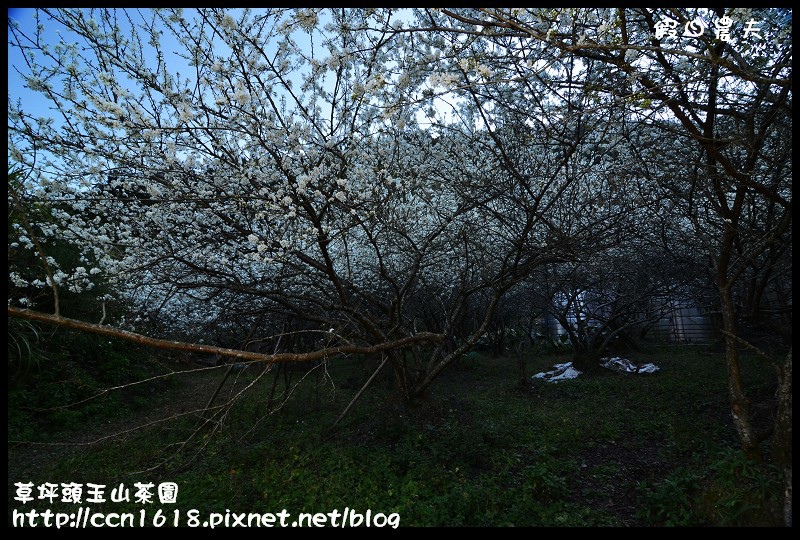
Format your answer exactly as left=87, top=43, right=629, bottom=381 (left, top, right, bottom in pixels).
left=8, top=13, right=791, bottom=515
left=9, top=8, right=605, bottom=402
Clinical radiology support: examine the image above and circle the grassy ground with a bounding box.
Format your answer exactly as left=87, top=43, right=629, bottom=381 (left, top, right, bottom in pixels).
left=7, top=344, right=785, bottom=527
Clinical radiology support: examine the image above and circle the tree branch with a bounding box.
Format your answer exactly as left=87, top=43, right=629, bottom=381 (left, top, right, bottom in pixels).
left=8, top=306, right=444, bottom=364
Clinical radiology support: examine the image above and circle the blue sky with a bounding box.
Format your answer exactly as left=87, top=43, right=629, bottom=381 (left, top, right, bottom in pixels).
left=8, top=7, right=444, bottom=171
left=8, top=8, right=321, bottom=169
left=9, top=8, right=244, bottom=115
left=8, top=9, right=53, bottom=121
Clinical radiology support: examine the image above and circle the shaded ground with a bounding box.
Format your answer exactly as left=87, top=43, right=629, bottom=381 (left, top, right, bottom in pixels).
left=8, top=364, right=231, bottom=481
left=8, top=347, right=785, bottom=526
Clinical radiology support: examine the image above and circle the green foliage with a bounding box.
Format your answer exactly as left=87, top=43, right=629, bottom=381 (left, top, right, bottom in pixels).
left=529, top=333, right=572, bottom=355
left=700, top=448, right=783, bottom=526
left=7, top=329, right=171, bottom=441
left=7, top=318, right=47, bottom=376
left=520, top=460, right=570, bottom=503
left=8, top=168, right=164, bottom=440
left=637, top=448, right=784, bottom=526
left=9, top=346, right=785, bottom=526
left=637, top=468, right=705, bottom=526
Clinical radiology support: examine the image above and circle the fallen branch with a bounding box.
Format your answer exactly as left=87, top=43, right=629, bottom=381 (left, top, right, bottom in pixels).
left=8, top=306, right=445, bottom=364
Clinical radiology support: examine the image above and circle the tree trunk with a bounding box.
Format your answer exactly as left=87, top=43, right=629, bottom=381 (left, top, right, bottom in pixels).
left=772, top=348, right=792, bottom=527
left=493, top=326, right=506, bottom=358
left=389, top=350, right=412, bottom=401
left=718, top=285, right=761, bottom=460
left=514, top=339, right=528, bottom=388
left=571, top=346, right=601, bottom=373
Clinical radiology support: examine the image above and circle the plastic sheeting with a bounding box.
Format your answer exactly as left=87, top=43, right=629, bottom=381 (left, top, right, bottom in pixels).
left=532, top=362, right=582, bottom=383
left=533, top=357, right=659, bottom=383
left=600, top=356, right=660, bottom=374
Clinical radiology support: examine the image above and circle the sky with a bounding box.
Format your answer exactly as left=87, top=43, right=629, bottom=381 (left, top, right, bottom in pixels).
left=8, top=9, right=54, bottom=122
left=7, top=8, right=322, bottom=171
left=8, top=8, right=245, bottom=117
left=13, top=7, right=788, bottom=178
left=7, top=8, right=446, bottom=146
left=7, top=8, right=328, bottom=103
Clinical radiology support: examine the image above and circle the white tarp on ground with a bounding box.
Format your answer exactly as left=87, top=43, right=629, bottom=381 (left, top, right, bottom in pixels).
left=600, top=356, right=660, bottom=374
left=532, top=362, right=582, bottom=383
left=533, top=357, right=659, bottom=383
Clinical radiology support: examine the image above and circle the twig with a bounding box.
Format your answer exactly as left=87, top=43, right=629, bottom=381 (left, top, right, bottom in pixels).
left=333, top=353, right=389, bottom=427
left=200, top=363, right=235, bottom=420
left=719, top=329, right=773, bottom=361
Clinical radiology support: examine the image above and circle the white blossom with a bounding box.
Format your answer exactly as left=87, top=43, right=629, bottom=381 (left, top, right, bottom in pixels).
left=296, top=9, right=318, bottom=31
left=10, top=273, right=28, bottom=288
left=428, top=71, right=460, bottom=88
left=219, top=14, right=236, bottom=30
left=232, top=89, right=250, bottom=106
left=475, top=64, right=494, bottom=78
